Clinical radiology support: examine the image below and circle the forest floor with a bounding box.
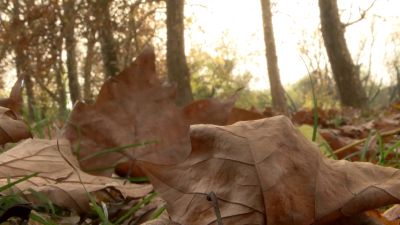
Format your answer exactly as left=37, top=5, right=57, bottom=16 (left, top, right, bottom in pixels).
left=1, top=50, right=400, bottom=225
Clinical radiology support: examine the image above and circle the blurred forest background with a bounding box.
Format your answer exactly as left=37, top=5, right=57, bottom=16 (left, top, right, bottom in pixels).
left=0, top=0, right=399, bottom=123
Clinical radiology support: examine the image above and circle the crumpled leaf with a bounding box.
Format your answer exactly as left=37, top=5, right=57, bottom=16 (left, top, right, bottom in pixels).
left=0, top=77, right=24, bottom=115
left=0, top=138, right=152, bottom=214
left=0, top=107, right=31, bottom=145
left=183, top=94, right=238, bottom=125
left=226, top=107, right=264, bottom=125
left=137, top=116, right=400, bottom=225
left=64, top=47, right=191, bottom=175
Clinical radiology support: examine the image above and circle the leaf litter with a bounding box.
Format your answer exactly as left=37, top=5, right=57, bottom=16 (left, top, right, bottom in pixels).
left=1, top=48, right=400, bottom=224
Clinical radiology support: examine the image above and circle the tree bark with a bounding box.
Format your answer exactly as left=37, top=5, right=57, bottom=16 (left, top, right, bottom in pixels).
left=395, top=64, right=400, bottom=99
left=166, top=0, right=193, bottom=106
left=260, top=0, right=289, bottom=115
left=319, top=0, right=367, bottom=108
left=50, top=23, right=67, bottom=118
left=63, top=0, right=81, bottom=105
left=12, top=0, right=35, bottom=121
left=83, top=29, right=95, bottom=103
left=57, top=48, right=67, bottom=116
left=92, top=0, right=119, bottom=79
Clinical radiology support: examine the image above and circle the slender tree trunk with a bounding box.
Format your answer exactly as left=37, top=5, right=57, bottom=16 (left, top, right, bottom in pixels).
left=14, top=49, right=35, bottom=121
left=12, top=0, right=35, bottom=121
left=63, top=0, right=81, bottom=104
left=55, top=52, right=68, bottom=118
left=395, top=64, right=400, bottom=99
left=24, top=74, right=36, bottom=120
left=92, top=0, right=119, bottom=79
left=166, top=0, right=193, bottom=106
left=260, top=0, right=289, bottom=115
left=49, top=12, right=68, bottom=118
left=83, top=30, right=95, bottom=103
left=319, top=0, right=367, bottom=108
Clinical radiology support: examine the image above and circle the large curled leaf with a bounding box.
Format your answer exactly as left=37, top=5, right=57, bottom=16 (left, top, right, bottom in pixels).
left=0, top=138, right=152, bottom=214
left=64, top=47, right=191, bottom=175
left=138, top=116, right=400, bottom=225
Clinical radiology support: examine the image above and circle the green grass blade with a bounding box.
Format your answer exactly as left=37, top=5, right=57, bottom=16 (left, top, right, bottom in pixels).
left=360, top=131, right=374, bottom=161
left=149, top=206, right=166, bottom=220
left=79, top=141, right=157, bottom=162
left=300, top=56, right=318, bottom=142
left=114, top=192, right=157, bottom=225
left=30, top=212, right=58, bottom=225
left=0, top=172, right=38, bottom=193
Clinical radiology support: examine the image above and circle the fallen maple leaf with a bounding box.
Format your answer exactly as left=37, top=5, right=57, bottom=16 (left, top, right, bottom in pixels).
left=0, top=106, right=31, bottom=145
left=64, top=46, right=191, bottom=176
left=137, top=116, right=400, bottom=225
left=0, top=138, right=152, bottom=214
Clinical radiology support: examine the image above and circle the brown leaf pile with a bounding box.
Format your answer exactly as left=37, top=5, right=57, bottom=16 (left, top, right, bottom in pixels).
left=62, top=48, right=400, bottom=224
left=3, top=47, right=400, bottom=224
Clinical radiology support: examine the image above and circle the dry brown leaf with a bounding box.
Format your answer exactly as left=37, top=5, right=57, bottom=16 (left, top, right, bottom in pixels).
left=0, top=106, right=31, bottom=145
left=332, top=210, right=398, bottom=225
left=0, top=138, right=152, bottom=214
left=226, top=107, right=265, bottom=125
left=64, top=47, right=191, bottom=175
left=115, top=96, right=243, bottom=178
left=0, top=77, right=24, bottom=115
left=136, top=116, right=400, bottom=225
left=140, top=218, right=178, bottom=225
left=183, top=94, right=238, bottom=125
left=292, top=108, right=329, bottom=126
left=384, top=204, right=400, bottom=221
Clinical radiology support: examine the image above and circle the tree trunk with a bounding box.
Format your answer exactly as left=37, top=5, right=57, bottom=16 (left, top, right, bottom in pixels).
left=166, top=0, right=193, bottom=106
left=260, top=0, right=289, bottom=115
left=47, top=6, right=68, bottom=118
left=319, top=0, right=367, bottom=108
left=92, top=0, right=119, bottom=79
left=50, top=26, right=68, bottom=118
left=395, top=64, right=400, bottom=99
left=63, top=0, right=81, bottom=105
left=24, top=74, right=36, bottom=120
left=14, top=50, right=36, bottom=121
left=12, top=0, right=35, bottom=121
left=55, top=54, right=68, bottom=118
left=83, top=29, right=95, bottom=103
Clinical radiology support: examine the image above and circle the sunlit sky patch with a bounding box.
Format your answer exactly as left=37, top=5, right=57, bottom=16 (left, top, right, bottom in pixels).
left=184, top=0, right=400, bottom=90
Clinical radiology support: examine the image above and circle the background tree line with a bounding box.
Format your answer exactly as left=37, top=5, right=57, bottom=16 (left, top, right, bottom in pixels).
left=0, top=0, right=399, bottom=123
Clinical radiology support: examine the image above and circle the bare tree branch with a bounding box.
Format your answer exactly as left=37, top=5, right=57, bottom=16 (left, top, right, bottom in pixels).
left=343, top=0, right=376, bottom=27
